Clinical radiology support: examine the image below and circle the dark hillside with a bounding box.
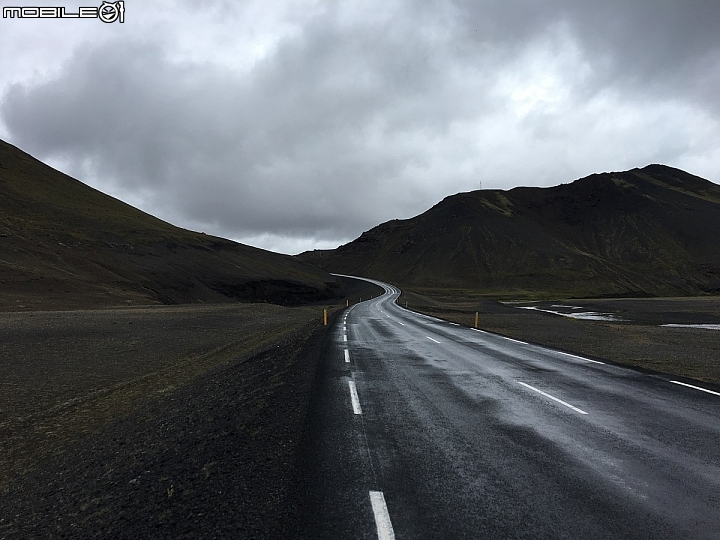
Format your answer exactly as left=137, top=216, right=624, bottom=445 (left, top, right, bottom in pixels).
left=299, top=165, right=720, bottom=297
left=0, top=139, right=340, bottom=310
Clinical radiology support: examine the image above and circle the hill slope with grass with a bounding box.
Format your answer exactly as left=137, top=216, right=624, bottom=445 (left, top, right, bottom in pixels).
left=299, top=165, right=720, bottom=298
left=0, top=139, right=340, bottom=310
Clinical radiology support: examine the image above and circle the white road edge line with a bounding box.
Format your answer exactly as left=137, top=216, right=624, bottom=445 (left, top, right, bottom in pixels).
left=398, top=322, right=404, bottom=326
left=471, top=329, right=603, bottom=365
left=557, top=351, right=605, bottom=364
left=671, top=380, right=720, bottom=397
left=369, top=491, right=395, bottom=540
left=449, top=322, right=459, bottom=326
left=518, top=381, right=588, bottom=415
left=344, top=349, right=350, bottom=363
left=343, top=335, right=347, bottom=342
left=348, top=380, right=362, bottom=414
left=427, top=336, right=441, bottom=344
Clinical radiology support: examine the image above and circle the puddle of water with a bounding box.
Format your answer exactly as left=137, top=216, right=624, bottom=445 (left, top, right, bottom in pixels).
left=660, top=324, right=720, bottom=331
left=510, top=302, right=720, bottom=327
left=517, top=306, right=622, bottom=321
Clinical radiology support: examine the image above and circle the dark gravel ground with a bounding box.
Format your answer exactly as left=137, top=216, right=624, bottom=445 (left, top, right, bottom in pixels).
left=0, top=304, right=323, bottom=484
left=0, top=305, right=336, bottom=539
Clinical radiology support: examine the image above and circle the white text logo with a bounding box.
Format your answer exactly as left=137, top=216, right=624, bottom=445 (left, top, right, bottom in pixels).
left=3, top=2, right=125, bottom=23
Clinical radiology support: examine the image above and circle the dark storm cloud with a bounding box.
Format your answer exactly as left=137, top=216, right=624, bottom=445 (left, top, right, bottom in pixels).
left=2, top=0, right=719, bottom=252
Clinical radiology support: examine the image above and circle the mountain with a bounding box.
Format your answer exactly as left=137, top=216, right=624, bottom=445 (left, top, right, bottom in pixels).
left=0, top=139, right=341, bottom=310
left=299, top=165, right=720, bottom=298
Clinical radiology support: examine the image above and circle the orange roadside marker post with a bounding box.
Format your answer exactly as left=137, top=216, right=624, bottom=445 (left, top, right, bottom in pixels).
left=323, top=308, right=328, bottom=326
left=474, top=312, right=479, bottom=328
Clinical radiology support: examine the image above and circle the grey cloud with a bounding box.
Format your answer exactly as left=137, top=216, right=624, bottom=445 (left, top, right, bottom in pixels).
left=2, top=0, right=720, bottom=253
left=454, top=0, right=720, bottom=109
left=2, top=4, right=496, bottom=241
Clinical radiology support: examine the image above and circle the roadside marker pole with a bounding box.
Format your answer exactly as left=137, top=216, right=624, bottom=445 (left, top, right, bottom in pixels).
left=346, top=299, right=349, bottom=307
left=474, top=312, right=479, bottom=328
left=323, top=308, right=328, bottom=326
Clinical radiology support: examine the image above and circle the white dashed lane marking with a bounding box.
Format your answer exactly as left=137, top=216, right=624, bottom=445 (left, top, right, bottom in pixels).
left=348, top=380, right=362, bottom=414
left=518, top=381, right=588, bottom=415
left=369, top=491, right=395, bottom=540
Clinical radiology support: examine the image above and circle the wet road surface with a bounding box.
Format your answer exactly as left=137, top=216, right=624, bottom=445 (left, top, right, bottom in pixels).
left=300, top=277, right=720, bottom=539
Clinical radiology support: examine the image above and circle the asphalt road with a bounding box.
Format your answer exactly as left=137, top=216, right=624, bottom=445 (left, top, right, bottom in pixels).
left=300, top=276, right=720, bottom=539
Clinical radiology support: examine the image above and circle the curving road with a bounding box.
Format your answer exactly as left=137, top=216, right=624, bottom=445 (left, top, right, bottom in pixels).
left=300, top=276, right=720, bottom=539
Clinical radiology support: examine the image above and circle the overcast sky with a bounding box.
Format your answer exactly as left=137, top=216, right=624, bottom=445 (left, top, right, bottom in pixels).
left=2, top=1, right=719, bottom=254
